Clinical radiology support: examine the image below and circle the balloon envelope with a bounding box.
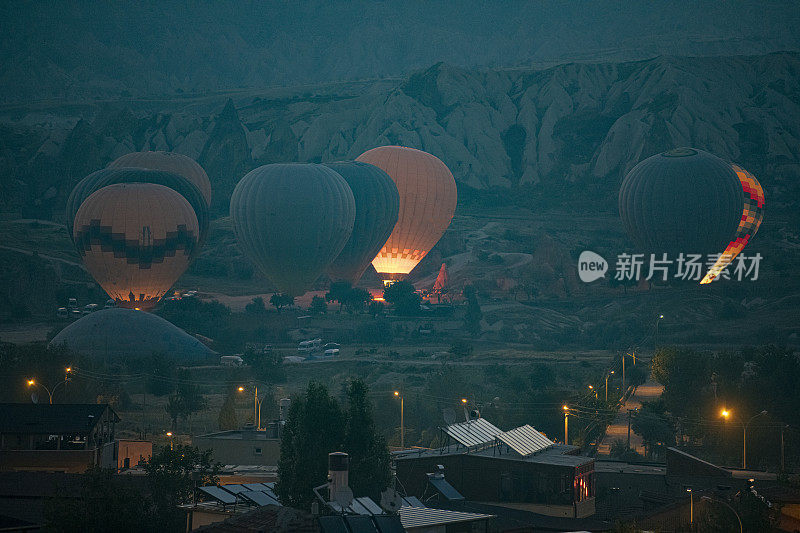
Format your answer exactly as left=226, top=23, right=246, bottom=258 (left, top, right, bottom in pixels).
left=74, top=183, right=199, bottom=310
left=618, top=147, right=742, bottom=257
left=108, top=151, right=212, bottom=206
left=230, top=163, right=355, bottom=296
left=324, top=161, right=399, bottom=285
left=356, top=146, right=457, bottom=280
left=66, top=167, right=209, bottom=252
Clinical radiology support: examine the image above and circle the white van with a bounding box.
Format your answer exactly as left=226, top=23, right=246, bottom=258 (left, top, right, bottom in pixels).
left=220, top=355, right=244, bottom=367
left=324, top=348, right=340, bottom=357
left=298, top=338, right=322, bottom=355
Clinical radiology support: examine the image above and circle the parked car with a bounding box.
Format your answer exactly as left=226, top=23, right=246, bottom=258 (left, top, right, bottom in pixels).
left=104, top=299, right=116, bottom=309
left=323, top=342, right=341, bottom=351
left=323, top=348, right=340, bottom=357
left=298, top=338, right=322, bottom=355
left=56, top=307, right=68, bottom=319
left=83, top=303, right=99, bottom=315
left=68, top=298, right=78, bottom=309
left=220, top=355, right=244, bottom=367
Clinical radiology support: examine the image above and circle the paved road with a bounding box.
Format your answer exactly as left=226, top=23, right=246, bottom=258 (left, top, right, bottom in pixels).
left=597, top=381, right=664, bottom=455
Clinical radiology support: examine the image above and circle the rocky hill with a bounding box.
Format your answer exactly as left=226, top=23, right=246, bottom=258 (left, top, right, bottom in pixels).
left=2, top=1, right=800, bottom=103
left=2, top=52, right=798, bottom=217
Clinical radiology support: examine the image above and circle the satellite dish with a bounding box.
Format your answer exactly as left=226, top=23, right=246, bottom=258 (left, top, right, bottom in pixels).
left=442, top=408, right=456, bottom=426
left=469, top=409, right=481, bottom=420
left=380, top=487, right=404, bottom=513
left=333, top=486, right=353, bottom=510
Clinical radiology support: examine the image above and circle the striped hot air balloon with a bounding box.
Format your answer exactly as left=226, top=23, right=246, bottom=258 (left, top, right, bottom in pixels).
left=108, top=151, right=212, bottom=206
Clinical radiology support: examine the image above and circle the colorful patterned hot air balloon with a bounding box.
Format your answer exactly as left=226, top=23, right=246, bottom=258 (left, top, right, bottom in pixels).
left=66, top=167, right=209, bottom=252
left=324, top=161, right=399, bottom=285
left=618, top=148, right=743, bottom=258
left=230, top=163, right=355, bottom=296
left=700, top=164, right=765, bottom=284
left=108, top=151, right=212, bottom=206
left=73, top=183, right=199, bottom=310
left=356, top=146, right=457, bottom=282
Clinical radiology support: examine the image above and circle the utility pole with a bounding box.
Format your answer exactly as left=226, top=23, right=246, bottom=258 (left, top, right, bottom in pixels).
left=622, top=353, right=626, bottom=393
left=627, top=409, right=633, bottom=450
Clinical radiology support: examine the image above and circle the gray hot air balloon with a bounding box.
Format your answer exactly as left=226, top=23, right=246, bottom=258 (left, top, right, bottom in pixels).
left=230, top=163, right=355, bottom=296
left=324, top=161, right=399, bottom=285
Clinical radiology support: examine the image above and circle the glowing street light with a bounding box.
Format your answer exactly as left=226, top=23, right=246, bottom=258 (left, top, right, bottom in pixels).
left=563, top=405, right=569, bottom=444
left=26, top=372, right=71, bottom=405
left=605, top=371, right=615, bottom=402
left=166, top=431, right=174, bottom=450
left=238, top=384, right=266, bottom=430
left=721, top=408, right=768, bottom=469
left=394, top=391, right=404, bottom=450
left=588, top=385, right=597, bottom=399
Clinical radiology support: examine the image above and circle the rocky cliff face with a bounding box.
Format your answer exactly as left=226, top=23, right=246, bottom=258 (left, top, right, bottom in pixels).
left=1, top=52, right=799, bottom=217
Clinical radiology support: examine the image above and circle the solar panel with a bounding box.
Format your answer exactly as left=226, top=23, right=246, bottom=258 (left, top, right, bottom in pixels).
left=355, top=497, right=383, bottom=515
left=219, top=484, right=248, bottom=494
left=345, top=515, right=379, bottom=533
left=197, top=485, right=237, bottom=505
left=402, top=496, right=425, bottom=508
left=239, top=490, right=281, bottom=506
left=349, top=499, right=372, bottom=515
left=442, top=418, right=502, bottom=448
left=427, top=476, right=464, bottom=501
left=496, top=424, right=554, bottom=457
left=318, top=516, right=350, bottom=533
left=243, top=482, right=270, bottom=491
left=372, top=515, right=405, bottom=533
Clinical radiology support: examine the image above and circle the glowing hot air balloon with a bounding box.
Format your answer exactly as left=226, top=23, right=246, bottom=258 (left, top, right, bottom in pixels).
left=700, top=164, right=764, bottom=284
left=108, top=151, right=212, bottom=206
left=73, top=183, right=199, bottom=310
left=356, top=146, right=457, bottom=282
left=230, top=163, right=355, bottom=296
left=324, top=161, right=399, bottom=285
left=66, top=167, right=209, bottom=252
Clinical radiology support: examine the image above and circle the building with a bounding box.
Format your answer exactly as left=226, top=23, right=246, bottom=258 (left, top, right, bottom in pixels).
left=99, top=439, right=152, bottom=472
left=0, top=403, right=119, bottom=473
left=193, top=424, right=281, bottom=467
left=395, top=418, right=596, bottom=519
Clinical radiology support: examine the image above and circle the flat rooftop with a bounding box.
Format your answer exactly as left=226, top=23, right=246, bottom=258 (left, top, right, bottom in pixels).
left=194, top=430, right=280, bottom=441
left=395, top=443, right=593, bottom=468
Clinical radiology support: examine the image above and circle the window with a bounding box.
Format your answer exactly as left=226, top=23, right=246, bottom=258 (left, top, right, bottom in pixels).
left=255, top=447, right=262, bottom=455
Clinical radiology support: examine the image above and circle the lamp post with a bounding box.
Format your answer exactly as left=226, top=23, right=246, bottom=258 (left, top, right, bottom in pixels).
left=394, top=391, right=404, bottom=450
left=701, top=496, right=742, bottom=533
left=605, top=371, right=615, bottom=403
left=563, top=405, right=569, bottom=445
left=26, top=369, right=72, bottom=405
left=721, top=408, right=767, bottom=469
left=238, top=384, right=266, bottom=430
left=686, top=488, right=693, bottom=526
left=166, top=431, right=174, bottom=451
left=588, top=385, right=597, bottom=399
left=655, top=314, right=664, bottom=349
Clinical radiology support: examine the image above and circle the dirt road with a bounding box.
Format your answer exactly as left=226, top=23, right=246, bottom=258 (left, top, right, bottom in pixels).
left=597, top=381, right=664, bottom=455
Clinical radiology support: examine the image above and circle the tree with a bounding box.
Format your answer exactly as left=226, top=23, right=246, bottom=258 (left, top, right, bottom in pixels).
left=144, top=445, right=220, bottom=531
left=343, top=379, right=392, bottom=501
left=164, top=371, right=207, bottom=432
left=463, top=284, right=482, bottom=336
left=631, top=409, right=675, bottom=458
left=277, top=382, right=345, bottom=509
left=218, top=391, right=239, bottom=430
left=343, top=288, right=372, bottom=313
left=270, top=293, right=294, bottom=312
left=326, top=281, right=353, bottom=312
left=383, top=281, right=421, bottom=316
left=368, top=300, right=384, bottom=318
left=245, top=296, right=267, bottom=314
left=146, top=352, right=176, bottom=397
left=310, top=295, right=327, bottom=314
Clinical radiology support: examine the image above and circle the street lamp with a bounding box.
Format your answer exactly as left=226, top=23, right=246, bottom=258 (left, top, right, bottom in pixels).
left=721, top=409, right=768, bottom=469
left=655, top=314, right=664, bottom=348
left=563, top=405, right=569, bottom=444
left=26, top=370, right=72, bottom=405
left=238, top=384, right=266, bottom=430
left=588, top=385, right=597, bottom=399
left=166, top=431, right=174, bottom=451
left=394, top=391, right=404, bottom=450
left=686, top=488, right=693, bottom=525
left=605, top=371, right=615, bottom=403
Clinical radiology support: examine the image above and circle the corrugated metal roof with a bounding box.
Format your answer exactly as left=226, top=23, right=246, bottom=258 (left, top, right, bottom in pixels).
left=398, top=506, right=493, bottom=528
left=496, top=424, right=554, bottom=457
left=442, top=418, right=502, bottom=448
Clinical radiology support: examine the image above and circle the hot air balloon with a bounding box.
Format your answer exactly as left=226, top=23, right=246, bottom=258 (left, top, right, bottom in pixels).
left=356, top=146, right=457, bottom=282
left=324, top=161, right=399, bottom=285
left=108, top=151, right=212, bottom=206
left=618, top=148, right=743, bottom=258
left=700, top=164, right=765, bottom=284
left=230, top=163, right=355, bottom=296
left=66, top=168, right=209, bottom=251
left=73, top=183, right=199, bottom=310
